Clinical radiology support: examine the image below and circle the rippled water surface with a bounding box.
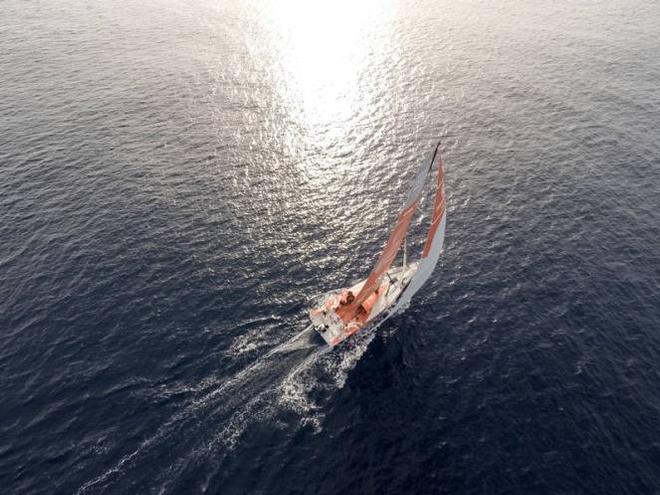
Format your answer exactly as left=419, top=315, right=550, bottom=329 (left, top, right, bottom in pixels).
left=2, top=0, right=660, bottom=493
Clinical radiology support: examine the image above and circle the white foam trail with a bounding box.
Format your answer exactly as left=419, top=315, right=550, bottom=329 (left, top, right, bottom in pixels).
left=152, top=329, right=329, bottom=493
left=77, top=324, right=323, bottom=494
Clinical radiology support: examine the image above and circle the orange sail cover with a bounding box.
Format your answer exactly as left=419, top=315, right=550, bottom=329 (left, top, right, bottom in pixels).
left=336, top=144, right=441, bottom=323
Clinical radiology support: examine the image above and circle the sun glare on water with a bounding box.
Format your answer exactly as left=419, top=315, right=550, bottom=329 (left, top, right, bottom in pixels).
left=262, top=0, right=397, bottom=149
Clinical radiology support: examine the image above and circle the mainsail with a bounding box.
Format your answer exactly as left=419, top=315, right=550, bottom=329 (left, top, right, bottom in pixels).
left=336, top=143, right=442, bottom=323
left=422, top=150, right=446, bottom=258
left=393, top=143, right=446, bottom=312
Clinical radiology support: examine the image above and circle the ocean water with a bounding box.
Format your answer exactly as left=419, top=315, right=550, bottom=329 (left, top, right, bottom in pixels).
left=2, top=0, right=660, bottom=493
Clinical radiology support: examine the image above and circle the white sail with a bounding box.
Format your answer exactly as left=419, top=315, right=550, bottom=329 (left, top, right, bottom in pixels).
left=390, top=144, right=446, bottom=313
left=391, top=211, right=446, bottom=313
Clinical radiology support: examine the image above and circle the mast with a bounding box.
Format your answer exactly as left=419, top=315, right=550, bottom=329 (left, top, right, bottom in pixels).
left=403, top=236, right=407, bottom=268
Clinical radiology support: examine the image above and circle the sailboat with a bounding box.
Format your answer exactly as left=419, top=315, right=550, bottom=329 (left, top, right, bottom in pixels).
left=309, top=141, right=447, bottom=346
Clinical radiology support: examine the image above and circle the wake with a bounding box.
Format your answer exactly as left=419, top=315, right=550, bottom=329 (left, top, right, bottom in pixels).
left=77, top=324, right=347, bottom=494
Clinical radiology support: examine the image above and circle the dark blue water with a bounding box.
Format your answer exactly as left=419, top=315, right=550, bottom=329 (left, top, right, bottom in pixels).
left=2, top=0, right=660, bottom=493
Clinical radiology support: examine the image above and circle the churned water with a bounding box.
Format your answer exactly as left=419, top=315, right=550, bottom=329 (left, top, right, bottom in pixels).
left=2, top=0, right=660, bottom=493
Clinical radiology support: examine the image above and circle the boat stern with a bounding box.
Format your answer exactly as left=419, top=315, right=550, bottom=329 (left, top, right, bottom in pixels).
left=309, top=305, right=347, bottom=346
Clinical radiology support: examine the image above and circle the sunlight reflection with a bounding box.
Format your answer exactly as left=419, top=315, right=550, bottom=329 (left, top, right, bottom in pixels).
left=263, top=0, right=397, bottom=148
